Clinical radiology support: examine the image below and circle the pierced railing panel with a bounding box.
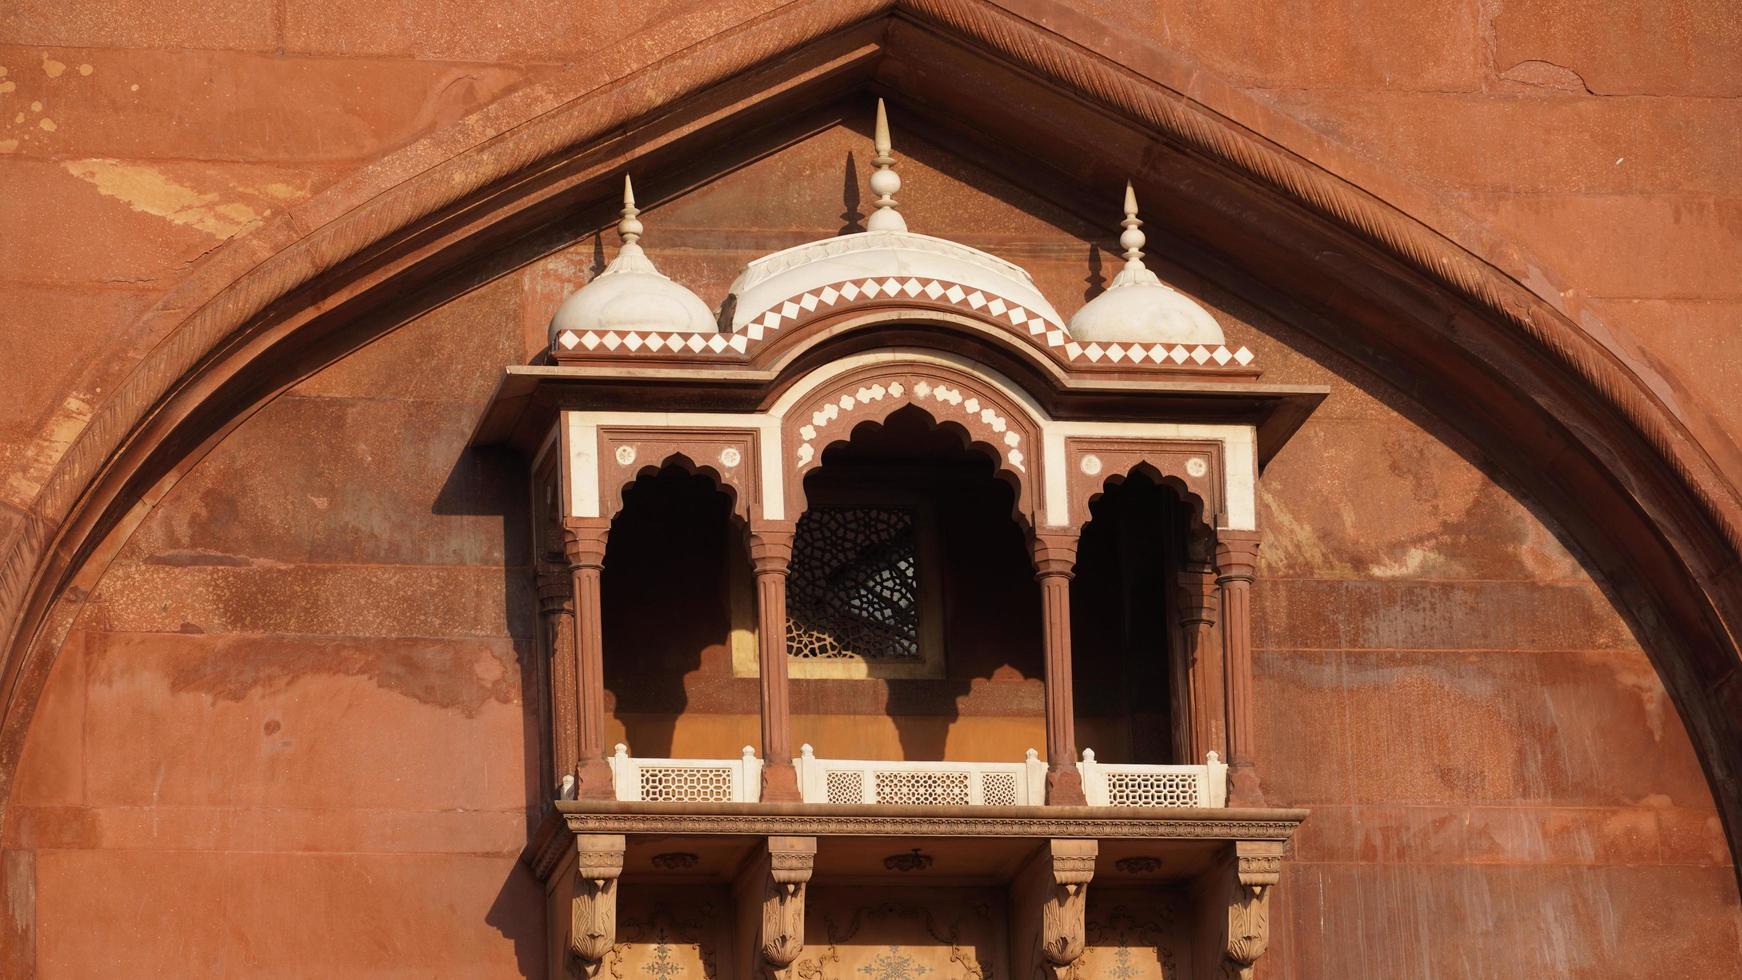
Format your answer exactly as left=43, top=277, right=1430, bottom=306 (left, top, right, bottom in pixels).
left=796, top=745, right=1048, bottom=806
left=606, top=744, right=763, bottom=803
left=1078, top=749, right=1228, bottom=808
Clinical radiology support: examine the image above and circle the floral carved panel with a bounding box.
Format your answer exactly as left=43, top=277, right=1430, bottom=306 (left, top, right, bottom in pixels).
left=794, top=888, right=1005, bottom=980
left=1066, top=890, right=1189, bottom=980
left=605, top=889, right=730, bottom=979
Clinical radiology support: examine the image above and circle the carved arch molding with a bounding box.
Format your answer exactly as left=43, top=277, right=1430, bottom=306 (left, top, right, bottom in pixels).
left=0, top=0, right=1738, bottom=873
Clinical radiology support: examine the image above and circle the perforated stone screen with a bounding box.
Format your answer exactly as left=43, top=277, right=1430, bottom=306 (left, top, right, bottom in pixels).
left=787, top=507, right=922, bottom=661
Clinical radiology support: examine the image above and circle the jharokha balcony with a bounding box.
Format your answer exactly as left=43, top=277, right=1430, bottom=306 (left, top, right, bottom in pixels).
left=479, top=104, right=1317, bottom=979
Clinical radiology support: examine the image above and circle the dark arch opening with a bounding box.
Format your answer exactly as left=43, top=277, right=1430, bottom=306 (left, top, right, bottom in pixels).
left=600, top=464, right=750, bottom=759
left=1071, top=470, right=1191, bottom=765
left=790, top=403, right=1044, bottom=763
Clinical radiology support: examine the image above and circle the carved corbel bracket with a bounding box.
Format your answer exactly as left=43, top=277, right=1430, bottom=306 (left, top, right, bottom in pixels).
left=568, top=834, right=626, bottom=976
left=734, top=835, right=816, bottom=974
left=1222, top=841, right=1283, bottom=980
left=1015, top=838, right=1097, bottom=978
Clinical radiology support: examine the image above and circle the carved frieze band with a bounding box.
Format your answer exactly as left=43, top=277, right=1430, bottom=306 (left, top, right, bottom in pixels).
left=556, top=808, right=1304, bottom=842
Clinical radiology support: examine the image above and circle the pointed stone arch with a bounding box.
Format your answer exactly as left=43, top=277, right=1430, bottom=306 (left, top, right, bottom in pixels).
left=0, top=0, right=1735, bottom=867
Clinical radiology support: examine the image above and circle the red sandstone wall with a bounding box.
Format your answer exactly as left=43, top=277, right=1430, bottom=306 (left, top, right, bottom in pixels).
left=1, top=2, right=1738, bottom=976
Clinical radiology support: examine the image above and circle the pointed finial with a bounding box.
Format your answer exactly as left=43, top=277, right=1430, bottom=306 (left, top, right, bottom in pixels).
left=1111, top=180, right=1161, bottom=287
left=1119, top=181, right=1144, bottom=266
left=866, top=98, right=907, bottom=233
left=617, top=174, right=643, bottom=247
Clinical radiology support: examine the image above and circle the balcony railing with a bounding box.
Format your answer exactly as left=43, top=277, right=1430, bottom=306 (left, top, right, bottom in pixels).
left=597, top=744, right=1229, bottom=808
left=608, top=744, right=765, bottom=803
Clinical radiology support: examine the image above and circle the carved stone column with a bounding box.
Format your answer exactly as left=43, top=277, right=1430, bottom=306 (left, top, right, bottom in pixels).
left=749, top=520, right=801, bottom=802
left=1176, top=536, right=1224, bottom=764
left=732, top=835, right=816, bottom=976
left=1216, top=529, right=1263, bottom=805
left=1223, top=841, right=1282, bottom=980
left=1031, top=530, right=1086, bottom=805
left=568, top=833, right=626, bottom=977
left=564, top=517, right=615, bottom=801
left=537, top=561, right=578, bottom=797
left=1013, top=838, right=1097, bottom=978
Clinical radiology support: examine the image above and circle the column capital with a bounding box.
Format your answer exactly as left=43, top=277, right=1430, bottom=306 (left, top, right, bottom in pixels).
left=747, top=519, right=797, bottom=574
left=1214, top=529, right=1262, bottom=584
left=1030, top=528, right=1080, bottom=579
left=562, top=517, right=610, bottom=570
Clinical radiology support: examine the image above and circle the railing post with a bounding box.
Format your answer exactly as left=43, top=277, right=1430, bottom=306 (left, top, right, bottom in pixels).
left=749, top=520, right=802, bottom=802
left=1032, top=529, right=1086, bottom=805
left=609, top=744, right=636, bottom=802
left=563, top=517, right=616, bottom=800
left=1024, top=749, right=1048, bottom=805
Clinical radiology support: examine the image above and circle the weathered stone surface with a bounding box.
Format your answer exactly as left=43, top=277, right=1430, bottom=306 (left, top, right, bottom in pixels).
left=1459, top=193, right=1742, bottom=301
left=70, top=631, right=531, bottom=810
left=34, top=849, right=542, bottom=976
left=0, top=0, right=276, bottom=50
left=1493, top=0, right=1742, bottom=97
left=83, top=563, right=532, bottom=638
left=0, top=46, right=534, bottom=162
left=1, top=7, right=1739, bottom=975
left=1256, top=647, right=1711, bottom=807
left=1267, top=91, right=1742, bottom=196
left=122, top=395, right=529, bottom=568
left=0, top=157, right=334, bottom=285
left=1073, top=0, right=1485, bottom=91
left=1275, top=863, right=1742, bottom=978
left=281, top=0, right=781, bottom=61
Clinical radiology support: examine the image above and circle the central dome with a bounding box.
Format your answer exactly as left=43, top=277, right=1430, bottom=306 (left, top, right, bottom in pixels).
left=721, top=100, right=1063, bottom=336
left=722, top=229, right=1064, bottom=334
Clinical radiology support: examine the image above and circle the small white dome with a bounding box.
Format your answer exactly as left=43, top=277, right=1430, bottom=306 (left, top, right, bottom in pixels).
left=550, top=176, right=717, bottom=344
left=1068, top=267, right=1225, bottom=346
left=550, top=242, right=717, bottom=340
left=1068, top=182, right=1225, bottom=347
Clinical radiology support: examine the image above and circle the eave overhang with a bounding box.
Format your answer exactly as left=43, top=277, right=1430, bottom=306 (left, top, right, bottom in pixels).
left=469, top=363, right=1327, bottom=468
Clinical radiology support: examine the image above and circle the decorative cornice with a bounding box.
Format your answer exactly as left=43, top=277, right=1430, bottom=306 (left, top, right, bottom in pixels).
left=553, top=801, right=1306, bottom=842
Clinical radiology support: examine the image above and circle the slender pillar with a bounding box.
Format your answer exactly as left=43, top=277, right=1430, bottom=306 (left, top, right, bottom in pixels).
left=563, top=517, right=615, bottom=800
left=536, top=561, right=578, bottom=796
left=748, top=520, right=801, bottom=802
left=1177, top=532, right=1224, bottom=763
left=1032, top=530, right=1086, bottom=805
left=1216, top=529, right=1263, bottom=805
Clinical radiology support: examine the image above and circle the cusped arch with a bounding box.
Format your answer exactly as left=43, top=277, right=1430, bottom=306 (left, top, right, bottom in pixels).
left=0, top=0, right=1735, bottom=871
left=774, top=356, right=1045, bottom=530
left=1082, top=461, right=1214, bottom=538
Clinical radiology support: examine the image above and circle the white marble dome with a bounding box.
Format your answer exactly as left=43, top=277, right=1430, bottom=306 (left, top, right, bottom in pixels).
left=1067, top=266, right=1225, bottom=346
left=549, top=177, right=717, bottom=344
left=722, top=229, right=1064, bottom=333
left=549, top=241, right=717, bottom=340
left=1068, top=183, right=1225, bottom=347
